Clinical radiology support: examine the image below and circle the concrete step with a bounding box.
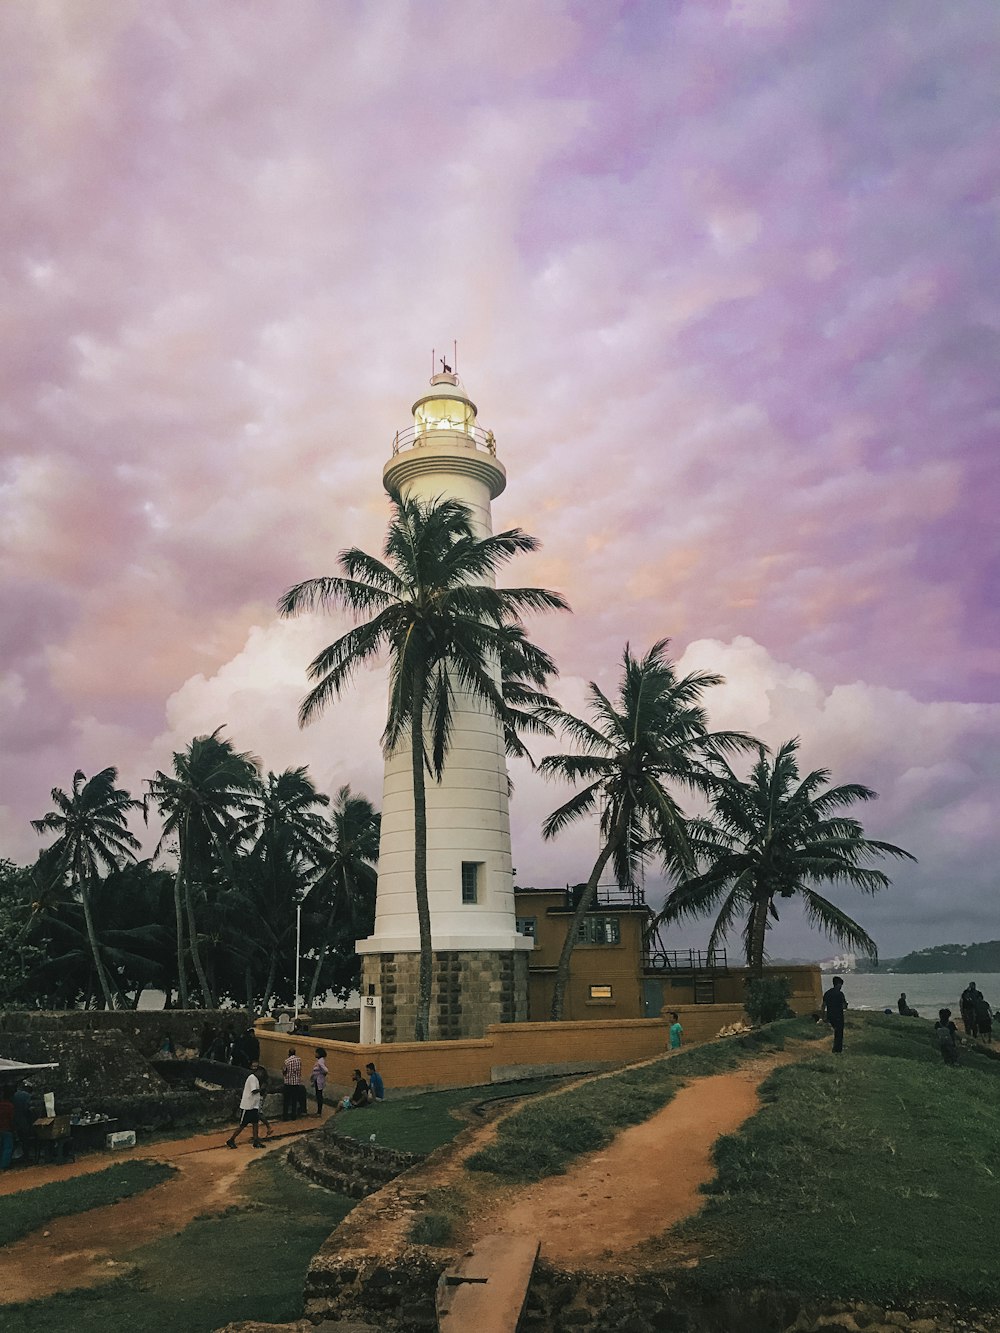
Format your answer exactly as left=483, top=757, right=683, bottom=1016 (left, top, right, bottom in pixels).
left=436, top=1234, right=540, bottom=1333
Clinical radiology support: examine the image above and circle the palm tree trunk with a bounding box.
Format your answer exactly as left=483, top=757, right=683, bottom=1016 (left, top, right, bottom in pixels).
left=78, top=876, right=117, bottom=1011
left=550, top=815, right=626, bottom=1021
left=184, top=875, right=216, bottom=1008
left=411, top=666, right=433, bottom=1042
left=305, top=907, right=332, bottom=1006
left=306, top=865, right=353, bottom=1006
left=748, top=893, right=769, bottom=979
left=173, top=837, right=189, bottom=1009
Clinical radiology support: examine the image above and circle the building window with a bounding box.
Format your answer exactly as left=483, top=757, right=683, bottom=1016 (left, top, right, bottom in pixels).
left=577, top=916, right=621, bottom=945
left=516, top=916, right=537, bottom=938
left=589, top=984, right=613, bottom=999
left=461, top=862, right=481, bottom=904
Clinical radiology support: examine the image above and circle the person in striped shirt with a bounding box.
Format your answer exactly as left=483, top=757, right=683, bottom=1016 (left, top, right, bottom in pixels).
left=281, top=1048, right=305, bottom=1120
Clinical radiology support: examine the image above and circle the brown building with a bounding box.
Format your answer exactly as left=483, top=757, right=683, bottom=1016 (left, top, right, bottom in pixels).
left=514, top=883, right=822, bottom=1021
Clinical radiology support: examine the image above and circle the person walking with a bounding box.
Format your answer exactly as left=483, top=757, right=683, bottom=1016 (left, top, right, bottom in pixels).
left=822, top=976, right=849, bottom=1053
left=310, top=1048, right=329, bottom=1116
left=226, top=1064, right=267, bottom=1149
left=960, top=982, right=980, bottom=1037
left=282, top=1048, right=304, bottom=1120
left=668, top=1012, right=683, bottom=1049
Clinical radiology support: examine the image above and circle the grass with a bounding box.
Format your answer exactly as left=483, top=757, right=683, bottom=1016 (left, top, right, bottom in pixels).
left=677, top=1012, right=1000, bottom=1309
left=4, top=1153, right=353, bottom=1333
left=0, top=1160, right=176, bottom=1247
left=331, top=1076, right=569, bottom=1156
left=465, top=1023, right=798, bottom=1182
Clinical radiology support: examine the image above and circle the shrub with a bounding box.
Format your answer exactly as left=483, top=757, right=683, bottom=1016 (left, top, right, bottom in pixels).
left=744, top=975, right=794, bottom=1025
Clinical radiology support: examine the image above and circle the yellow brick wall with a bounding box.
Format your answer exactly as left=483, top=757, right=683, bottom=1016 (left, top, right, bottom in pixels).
left=257, top=1003, right=754, bottom=1090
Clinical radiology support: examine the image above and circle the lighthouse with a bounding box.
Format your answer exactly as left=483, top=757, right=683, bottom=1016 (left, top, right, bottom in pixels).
left=355, top=368, right=532, bottom=1043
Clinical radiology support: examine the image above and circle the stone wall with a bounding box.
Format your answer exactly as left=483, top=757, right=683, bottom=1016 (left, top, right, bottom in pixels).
left=361, top=949, right=528, bottom=1042
left=0, top=1008, right=250, bottom=1059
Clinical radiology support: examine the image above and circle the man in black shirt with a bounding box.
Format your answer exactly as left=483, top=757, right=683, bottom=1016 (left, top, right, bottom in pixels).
left=822, top=976, right=848, bottom=1053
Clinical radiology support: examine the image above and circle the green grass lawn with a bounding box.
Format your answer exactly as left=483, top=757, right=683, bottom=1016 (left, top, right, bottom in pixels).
left=4, top=1154, right=353, bottom=1333
left=0, top=1160, right=176, bottom=1247
left=678, top=1012, right=1000, bottom=1309
left=331, top=1076, right=571, bottom=1156
left=465, top=1023, right=798, bottom=1182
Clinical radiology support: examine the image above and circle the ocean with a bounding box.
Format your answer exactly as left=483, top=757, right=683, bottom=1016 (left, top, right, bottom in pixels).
left=820, top=971, right=1000, bottom=1017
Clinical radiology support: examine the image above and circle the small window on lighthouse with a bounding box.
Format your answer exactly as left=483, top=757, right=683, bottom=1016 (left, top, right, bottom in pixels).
left=461, top=862, right=481, bottom=904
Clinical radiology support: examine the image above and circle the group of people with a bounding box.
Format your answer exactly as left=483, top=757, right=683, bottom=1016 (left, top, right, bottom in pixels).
left=227, top=1049, right=386, bottom=1149
left=194, top=1023, right=264, bottom=1067
left=827, top=975, right=999, bottom=1064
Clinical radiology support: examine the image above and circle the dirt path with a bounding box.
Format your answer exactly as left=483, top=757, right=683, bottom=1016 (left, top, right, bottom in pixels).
left=0, top=1113, right=333, bottom=1304
left=465, top=1056, right=782, bottom=1268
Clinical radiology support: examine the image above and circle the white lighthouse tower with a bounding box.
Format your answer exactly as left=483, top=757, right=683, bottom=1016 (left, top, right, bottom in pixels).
left=356, top=367, right=532, bottom=1042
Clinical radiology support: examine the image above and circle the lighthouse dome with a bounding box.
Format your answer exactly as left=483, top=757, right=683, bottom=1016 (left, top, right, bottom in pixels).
left=411, top=372, right=478, bottom=436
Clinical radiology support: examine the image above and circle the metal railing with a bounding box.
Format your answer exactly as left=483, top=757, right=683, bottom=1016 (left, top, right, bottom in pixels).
left=513, top=882, right=647, bottom=910
left=642, top=947, right=729, bottom=974
left=391, top=422, right=497, bottom=457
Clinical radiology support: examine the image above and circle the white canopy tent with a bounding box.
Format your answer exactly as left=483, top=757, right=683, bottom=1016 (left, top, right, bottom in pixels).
left=0, top=1057, right=58, bottom=1076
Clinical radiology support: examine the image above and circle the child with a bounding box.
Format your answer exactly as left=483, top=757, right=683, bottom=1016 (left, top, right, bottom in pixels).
left=669, top=1012, right=683, bottom=1050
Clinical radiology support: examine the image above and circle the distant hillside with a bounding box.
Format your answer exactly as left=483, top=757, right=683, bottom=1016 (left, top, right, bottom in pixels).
left=895, top=941, right=1000, bottom=973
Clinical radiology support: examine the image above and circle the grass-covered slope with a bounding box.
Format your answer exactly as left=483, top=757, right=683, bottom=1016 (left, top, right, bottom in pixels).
left=681, top=1013, right=1000, bottom=1308
left=5, top=1154, right=353, bottom=1333
left=0, top=1160, right=175, bottom=1247
left=466, top=1025, right=793, bottom=1182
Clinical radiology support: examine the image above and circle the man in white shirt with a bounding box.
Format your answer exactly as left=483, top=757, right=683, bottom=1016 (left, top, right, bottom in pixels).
left=226, top=1064, right=267, bottom=1149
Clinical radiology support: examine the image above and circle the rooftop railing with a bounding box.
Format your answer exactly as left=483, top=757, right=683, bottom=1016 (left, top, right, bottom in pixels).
left=642, top=947, right=729, bottom=974
left=515, top=882, right=647, bottom=910
left=391, top=423, right=498, bottom=457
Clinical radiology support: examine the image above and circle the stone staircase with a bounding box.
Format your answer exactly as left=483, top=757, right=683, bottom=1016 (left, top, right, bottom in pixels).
left=287, top=1126, right=423, bottom=1199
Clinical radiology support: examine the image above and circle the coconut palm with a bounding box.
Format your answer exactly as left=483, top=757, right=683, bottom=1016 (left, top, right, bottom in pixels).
left=655, top=738, right=916, bottom=976
left=537, top=640, right=755, bottom=1020
left=496, top=622, right=560, bottom=763
left=31, top=768, right=142, bottom=1009
left=279, top=492, right=567, bottom=1039
left=304, top=786, right=380, bottom=1007
left=147, top=728, right=261, bottom=1008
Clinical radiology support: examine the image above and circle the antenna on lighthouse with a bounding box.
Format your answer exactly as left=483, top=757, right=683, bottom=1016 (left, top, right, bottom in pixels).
left=431, top=347, right=436, bottom=379
left=454, top=339, right=458, bottom=374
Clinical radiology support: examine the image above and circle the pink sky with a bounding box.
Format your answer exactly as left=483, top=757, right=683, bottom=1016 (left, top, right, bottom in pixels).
left=2, top=0, right=998, bottom=959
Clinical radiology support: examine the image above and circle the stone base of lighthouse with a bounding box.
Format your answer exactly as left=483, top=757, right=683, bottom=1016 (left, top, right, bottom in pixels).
left=361, top=950, right=528, bottom=1043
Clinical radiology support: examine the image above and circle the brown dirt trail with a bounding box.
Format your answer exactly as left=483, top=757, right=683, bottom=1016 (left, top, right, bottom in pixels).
left=0, top=1114, right=333, bottom=1304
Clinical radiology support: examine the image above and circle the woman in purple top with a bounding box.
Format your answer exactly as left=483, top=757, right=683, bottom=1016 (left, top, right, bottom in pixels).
left=310, top=1048, right=328, bottom=1116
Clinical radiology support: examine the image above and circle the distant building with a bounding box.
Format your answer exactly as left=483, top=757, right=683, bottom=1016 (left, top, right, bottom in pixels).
left=514, top=883, right=823, bottom=1020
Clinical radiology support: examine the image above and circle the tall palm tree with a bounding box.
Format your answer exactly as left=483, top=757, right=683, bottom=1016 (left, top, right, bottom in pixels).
left=31, top=768, right=141, bottom=1009
left=655, top=738, right=916, bottom=976
left=496, top=622, right=560, bottom=764
left=279, top=493, right=567, bottom=1040
left=239, top=767, right=331, bottom=1008
left=147, top=728, right=261, bottom=1008
left=304, top=786, right=380, bottom=1007
left=537, top=641, right=755, bottom=1020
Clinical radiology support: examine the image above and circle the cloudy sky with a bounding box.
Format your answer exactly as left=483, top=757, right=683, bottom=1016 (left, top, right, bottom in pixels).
left=2, top=0, right=998, bottom=960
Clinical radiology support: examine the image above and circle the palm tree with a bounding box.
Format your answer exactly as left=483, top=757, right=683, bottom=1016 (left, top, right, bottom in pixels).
left=31, top=768, right=141, bottom=1009
left=279, top=493, right=567, bottom=1040
left=537, top=641, right=755, bottom=1020
left=304, top=786, right=380, bottom=1007
left=147, top=728, right=261, bottom=1008
left=655, top=738, right=916, bottom=976
left=239, top=767, right=331, bottom=1008
left=496, top=622, right=560, bottom=764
